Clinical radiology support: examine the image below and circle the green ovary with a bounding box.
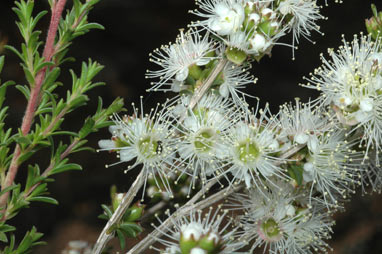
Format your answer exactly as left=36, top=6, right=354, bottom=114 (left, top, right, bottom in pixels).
left=261, top=218, right=281, bottom=238
left=138, top=136, right=158, bottom=159
left=237, top=139, right=260, bottom=163
left=194, top=128, right=215, bottom=153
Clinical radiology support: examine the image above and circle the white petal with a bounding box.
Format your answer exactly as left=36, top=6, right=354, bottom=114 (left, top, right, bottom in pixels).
left=294, top=133, right=309, bottom=144
left=250, top=34, right=266, bottom=53
left=307, top=137, right=319, bottom=153
left=249, top=13, right=260, bottom=23
left=184, top=117, right=198, bottom=131
left=285, top=204, right=296, bottom=217
left=354, top=110, right=370, bottom=122
left=190, top=248, right=206, bottom=254
left=359, top=98, right=373, bottom=112
left=98, top=140, right=116, bottom=149
left=219, top=83, right=229, bottom=97
left=196, top=57, right=210, bottom=66
left=175, top=67, right=189, bottom=81
left=120, top=149, right=136, bottom=162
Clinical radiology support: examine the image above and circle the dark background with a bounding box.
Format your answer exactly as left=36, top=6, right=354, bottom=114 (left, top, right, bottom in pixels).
left=0, top=0, right=381, bottom=253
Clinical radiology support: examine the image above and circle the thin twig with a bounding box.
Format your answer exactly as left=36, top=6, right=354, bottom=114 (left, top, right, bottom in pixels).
left=188, top=58, right=228, bottom=109
left=92, top=170, right=146, bottom=254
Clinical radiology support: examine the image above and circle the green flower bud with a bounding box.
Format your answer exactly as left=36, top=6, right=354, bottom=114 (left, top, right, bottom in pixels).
left=258, top=20, right=278, bottom=37
left=188, top=64, right=203, bottom=80
left=180, top=233, right=199, bottom=254
left=366, top=4, right=382, bottom=41
left=126, top=202, right=144, bottom=222
left=366, top=17, right=381, bottom=40
left=225, top=47, right=247, bottom=65
left=112, top=192, right=124, bottom=211
left=198, top=233, right=221, bottom=253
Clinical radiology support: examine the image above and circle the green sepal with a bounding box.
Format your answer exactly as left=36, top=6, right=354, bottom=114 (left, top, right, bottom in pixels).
left=287, top=163, right=304, bottom=186
left=180, top=234, right=198, bottom=254
left=225, top=47, right=247, bottom=65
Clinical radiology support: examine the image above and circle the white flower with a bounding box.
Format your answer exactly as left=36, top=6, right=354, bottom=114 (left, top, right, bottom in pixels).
left=193, top=0, right=245, bottom=36
left=301, top=130, right=363, bottom=208
left=304, top=34, right=382, bottom=163
left=277, top=0, right=324, bottom=48
left=230, top=180, right=334, bottom=254
left=226, top=104, right=288, bottom=189
left=278, top=99, right=333, bottom=153
left=218, top=61, right=257, bottom=106
left=98, top=100, right=176, bottom=194
left=171, top=95, right=242, bottom=192
left=146, top=29, right=214, bottom=92
left=153, top=209, right=245, bottom=254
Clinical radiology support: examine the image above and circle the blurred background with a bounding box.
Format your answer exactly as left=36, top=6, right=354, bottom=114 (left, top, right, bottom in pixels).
left=0, top=0, right=381, bottom=253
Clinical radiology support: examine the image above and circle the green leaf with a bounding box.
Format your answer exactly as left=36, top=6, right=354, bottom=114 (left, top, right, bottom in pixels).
left=116, top=229, right=126, bottom=250
left=4, top=45, right=24, bottom=61
left=0, top=185, right=18, bottom=198
left=50, top=163, right=82, bottom=175
left=42, top=67, right=60, bottom=88
left=119, top=223, right=140, bottom=238
left=0, top=56, right=4, bottom=73
left=0, top=232, right=8, bottom=243
left=101, top=204, right=113, bottom=219
left=28, top=196, right=58, bottom=205
left=15, top=84, right=30, bottom=100
left=15, top=136, right=31, bottom=145
left=78, top=117, right=95, bottom=139
left=17, top=227, right=44, bottom=254
left=0, top=81, right=15, bottom=109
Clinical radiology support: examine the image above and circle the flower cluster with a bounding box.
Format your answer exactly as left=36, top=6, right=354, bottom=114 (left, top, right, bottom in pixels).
left=97, top=1, right=382, bottom=254
left=305, top=34, right=382, bottom=190
left=230, top=180, right=334, bottom=254
left=191, top=0, right=324, bottom=62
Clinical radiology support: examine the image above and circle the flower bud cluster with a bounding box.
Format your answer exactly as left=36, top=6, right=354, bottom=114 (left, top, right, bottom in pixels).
left=153, top=209, right=245, bottom=254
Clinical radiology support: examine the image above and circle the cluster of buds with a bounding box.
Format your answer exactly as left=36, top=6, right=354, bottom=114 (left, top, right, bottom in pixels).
left=155, top=209, right=244, bottom=254
left=366, top=4, right=382, bottom=41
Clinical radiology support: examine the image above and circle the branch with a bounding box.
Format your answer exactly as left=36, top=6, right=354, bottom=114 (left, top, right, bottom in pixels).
left=0, top=0, right=67, bottom=211
left=92, top=170, right=146, bottom=254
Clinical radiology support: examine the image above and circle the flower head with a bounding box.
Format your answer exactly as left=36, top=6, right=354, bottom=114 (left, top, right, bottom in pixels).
left=98, top=99, right=176, bottom=194
left=300, top=130, right=363, bottom=208
left=278, top=99, right=333, bottom=153
left=146, top=29, right=215, bottom=92
left=230, top=180, right=334, bottom=254
left=226, top=103, right=288, bottom=189
left=304, top=34, right=382, bottom=163
left=218, top=61, right=257, bottom=107
left=277, top=0, right=324, bottom=46
left=171, top=95, right=242, bottom=193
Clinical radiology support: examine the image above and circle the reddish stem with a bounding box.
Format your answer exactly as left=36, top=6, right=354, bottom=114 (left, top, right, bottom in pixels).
left=0, top=0, right=67, bottom=212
